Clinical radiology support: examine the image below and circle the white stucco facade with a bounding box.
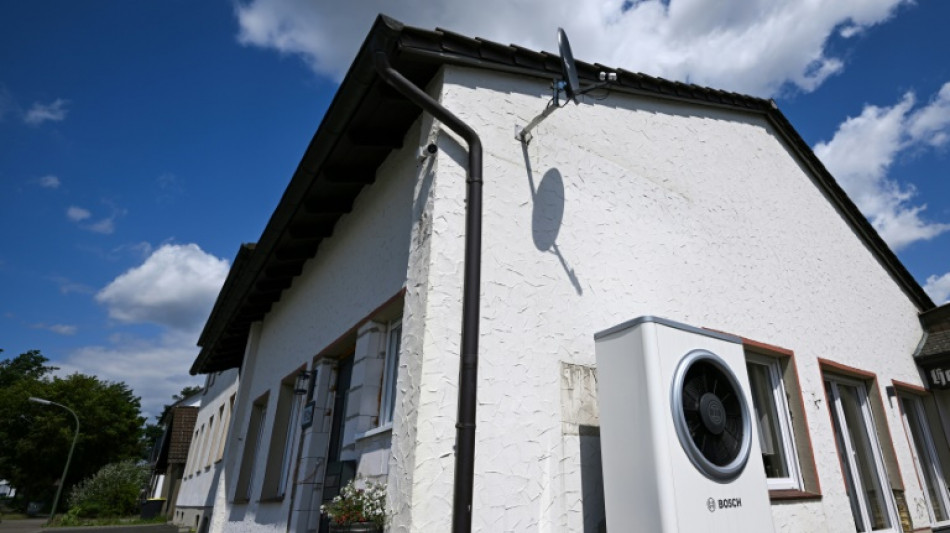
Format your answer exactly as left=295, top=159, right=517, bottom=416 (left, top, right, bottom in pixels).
left=174, top=368, right=239, bottom=531
left=206, top=63, right=937, bottom=533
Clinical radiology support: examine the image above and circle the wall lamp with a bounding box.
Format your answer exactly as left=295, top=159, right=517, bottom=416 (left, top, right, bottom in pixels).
left=294, top=370, right=314, bottom=396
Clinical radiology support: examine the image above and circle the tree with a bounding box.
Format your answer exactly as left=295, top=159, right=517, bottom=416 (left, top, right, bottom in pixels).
left=0, top=349, right=58, bottom=388
left=0, top=350, right=145, bottom=511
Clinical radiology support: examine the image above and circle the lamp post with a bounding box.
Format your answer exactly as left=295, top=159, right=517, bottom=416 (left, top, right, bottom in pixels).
left=29, top=397, right=80, bottom=524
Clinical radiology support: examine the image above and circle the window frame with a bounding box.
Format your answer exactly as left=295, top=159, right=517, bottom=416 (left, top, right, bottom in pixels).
left=825, top=374, right=901, bottom=533
left=378, top=319, right=403, bottom=427
left=897, top=390, right=950, bottom=528
left=746, top=352, right=803, bottom=491
left=234, top=394, right=267, bottom=503
left=260, top=376, right=302, bottom=500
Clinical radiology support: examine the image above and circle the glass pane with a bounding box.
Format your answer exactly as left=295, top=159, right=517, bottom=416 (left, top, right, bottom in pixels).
left=747, top=362, right=789, bottom=478
left=838, top=383, right=891, bottom=531
left=902, top=396, right=949, bottom=521
left=828, top=381, right=866, bottom=533
left=383, top=322, right=402, bottom=424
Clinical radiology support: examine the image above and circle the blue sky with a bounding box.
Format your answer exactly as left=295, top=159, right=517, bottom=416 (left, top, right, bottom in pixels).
left=2, top=0, right=949, bottom=418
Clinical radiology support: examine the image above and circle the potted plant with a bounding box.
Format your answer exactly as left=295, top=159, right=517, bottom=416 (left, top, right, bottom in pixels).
left=321, top=478, right=387, bottom=532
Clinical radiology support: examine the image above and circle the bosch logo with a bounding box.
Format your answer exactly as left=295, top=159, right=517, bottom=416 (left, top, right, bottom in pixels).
left=707, top=497, right=742, bottom=512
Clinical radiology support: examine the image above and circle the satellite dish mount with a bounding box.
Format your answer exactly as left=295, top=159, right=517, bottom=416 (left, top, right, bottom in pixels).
left=517, top=28, right=616, bottom=143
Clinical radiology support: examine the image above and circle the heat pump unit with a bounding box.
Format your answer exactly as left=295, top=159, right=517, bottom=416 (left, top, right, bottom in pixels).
left=594, top=316, right=775, bottom=532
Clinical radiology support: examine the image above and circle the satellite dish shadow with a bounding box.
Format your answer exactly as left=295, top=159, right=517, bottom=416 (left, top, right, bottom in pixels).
left=524, top=147, right=583, bottom=295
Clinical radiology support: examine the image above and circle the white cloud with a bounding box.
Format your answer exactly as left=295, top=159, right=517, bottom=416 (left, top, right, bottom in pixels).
left=24, top=98, right=68, bottom=125
left=49, top=275, right=95, bottom=295
left=56, top=329, right=204, bottom=420
left=87, top=216, right=116, bottom=235
left=66, top=206, right=91, bottom=221
left=36, top=175, right=60, bottom=189
left=234, top=0, right=910, bottom=96
left=32, top=323, right=78, bottom=335
left=814, top=83, right=950, bottom=250
left=925, top=272, right=950, bottom=305
left=96, top=243, right=229, bottom=332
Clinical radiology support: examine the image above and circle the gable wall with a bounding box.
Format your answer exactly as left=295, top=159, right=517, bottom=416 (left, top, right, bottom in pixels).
left=396, top=65, right=929, bottom=532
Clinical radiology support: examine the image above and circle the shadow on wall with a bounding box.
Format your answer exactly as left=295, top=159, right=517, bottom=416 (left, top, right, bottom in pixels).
left=523, top=144, right=583, bottom=295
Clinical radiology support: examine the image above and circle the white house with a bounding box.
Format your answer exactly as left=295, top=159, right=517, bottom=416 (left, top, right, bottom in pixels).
left=172, top=367, right=240, bottom=532
left=189, top=15, right=950, bottom=533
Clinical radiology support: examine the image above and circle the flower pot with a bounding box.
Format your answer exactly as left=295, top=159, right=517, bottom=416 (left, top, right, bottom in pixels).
left=328, top=523, right=382, bottom=533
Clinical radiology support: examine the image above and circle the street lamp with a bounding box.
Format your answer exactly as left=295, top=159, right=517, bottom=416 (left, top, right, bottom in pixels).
left=28, top=397, right=80, bottom=524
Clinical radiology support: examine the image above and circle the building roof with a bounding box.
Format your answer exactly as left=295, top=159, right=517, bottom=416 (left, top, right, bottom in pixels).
left=190, top=14, right=935, bottom=375
left=918, top=303, right=950, bottom=363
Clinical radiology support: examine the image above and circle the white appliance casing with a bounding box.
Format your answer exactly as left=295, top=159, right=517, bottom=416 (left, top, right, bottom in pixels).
left=595, top=316, right=776, bottom=532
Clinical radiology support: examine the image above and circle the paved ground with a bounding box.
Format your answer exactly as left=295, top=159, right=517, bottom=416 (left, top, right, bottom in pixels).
left=0, top=519, right=182, bottom=533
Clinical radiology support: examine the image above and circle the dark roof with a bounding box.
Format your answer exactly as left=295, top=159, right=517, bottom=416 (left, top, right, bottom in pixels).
left=918, top=303, right=950, bottom=361
left=190, top=14, right=935, bottom=375
left=153, top=405, right=198, bottom=471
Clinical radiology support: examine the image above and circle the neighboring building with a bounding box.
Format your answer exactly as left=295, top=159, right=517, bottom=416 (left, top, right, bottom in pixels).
left=147, top=393, right=200, bottom=519
left=0, top=480, right=14, bottom=498
left=189, top=15, right=950, bottom=533
left=172, top=368, right=239, bottom=533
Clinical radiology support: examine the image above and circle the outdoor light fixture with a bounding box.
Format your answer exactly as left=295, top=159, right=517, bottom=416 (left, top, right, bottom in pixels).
left=29, top=397, right=80, bottom=524
left=294, top=370, right=313, bottom=395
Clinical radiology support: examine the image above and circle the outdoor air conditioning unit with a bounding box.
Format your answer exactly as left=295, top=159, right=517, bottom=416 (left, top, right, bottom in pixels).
left=594, top=316, right=775, bottom=532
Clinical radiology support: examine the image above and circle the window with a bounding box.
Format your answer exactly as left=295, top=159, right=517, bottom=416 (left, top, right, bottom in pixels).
left=261, top=376, right=301, bottom=499
left=379, top=320, right=403, bottom=426
left=234, top=395, right=267, bottom=502
left=202, top=416, right=215, bottom=469
left=217, top=394, right=235, bottom=462
left=746, top=353, right=802, bottom=490
left=899, top=393, right=950, bottom=527
left=825, top=376, right=899, bottom=532
left=740, top=339, right=819, bottom=499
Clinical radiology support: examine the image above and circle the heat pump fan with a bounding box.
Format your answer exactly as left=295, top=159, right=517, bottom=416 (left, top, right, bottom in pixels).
left=594, top=316, right=775, bottom=532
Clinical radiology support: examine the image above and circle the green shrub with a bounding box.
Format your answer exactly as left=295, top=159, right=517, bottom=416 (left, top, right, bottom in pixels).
left=67, top=460, right=148, bottom=518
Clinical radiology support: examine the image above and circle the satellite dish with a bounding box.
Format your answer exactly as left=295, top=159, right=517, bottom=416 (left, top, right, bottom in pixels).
left=558, top=28, right=580, bottom=104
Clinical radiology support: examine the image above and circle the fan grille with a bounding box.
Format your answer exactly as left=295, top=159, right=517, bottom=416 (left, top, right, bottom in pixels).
left=681, top=361, right=744, bottom=466
left=671, top=349, right=752, bottom=481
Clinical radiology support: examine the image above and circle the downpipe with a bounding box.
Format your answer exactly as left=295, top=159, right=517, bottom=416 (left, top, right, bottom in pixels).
left=373, top=51, right=483, bottom=533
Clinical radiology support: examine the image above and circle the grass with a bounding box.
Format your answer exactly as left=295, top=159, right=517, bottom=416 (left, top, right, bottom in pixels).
left=49, top=514, right=169, bottom=527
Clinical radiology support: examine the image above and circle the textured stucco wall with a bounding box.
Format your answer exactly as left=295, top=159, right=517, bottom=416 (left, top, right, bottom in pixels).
left=391, top=66, right=929, bottom=532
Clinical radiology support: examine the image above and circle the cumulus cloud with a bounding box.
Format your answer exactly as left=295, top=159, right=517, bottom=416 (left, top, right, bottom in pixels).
left=24, top=98, right=69, bottom=125
left=925, top=273, right=950, bottom=305
left=56, top=330, right=204, bottom=420
left=234, top=0, right=910, bottom=96
left=814, top=83, right=950, bottom=251
left=36, top=175, right=61, bottom=189
left=96, top=243, right=229, bottom=332
left=66, top=206, right=91, bottom=221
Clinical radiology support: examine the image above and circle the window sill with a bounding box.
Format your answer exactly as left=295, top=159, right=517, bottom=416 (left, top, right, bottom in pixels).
left=258, top=495, right=285, bottom=503
left=768, top=489, right=822, bottom=501
left=356, top=423, right=393, bottom=441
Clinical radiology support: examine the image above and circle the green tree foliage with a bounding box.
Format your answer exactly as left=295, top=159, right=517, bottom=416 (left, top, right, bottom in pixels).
left=67, top=459, right=149, bottom=518
left=0, top=350, right=146, bottom=511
